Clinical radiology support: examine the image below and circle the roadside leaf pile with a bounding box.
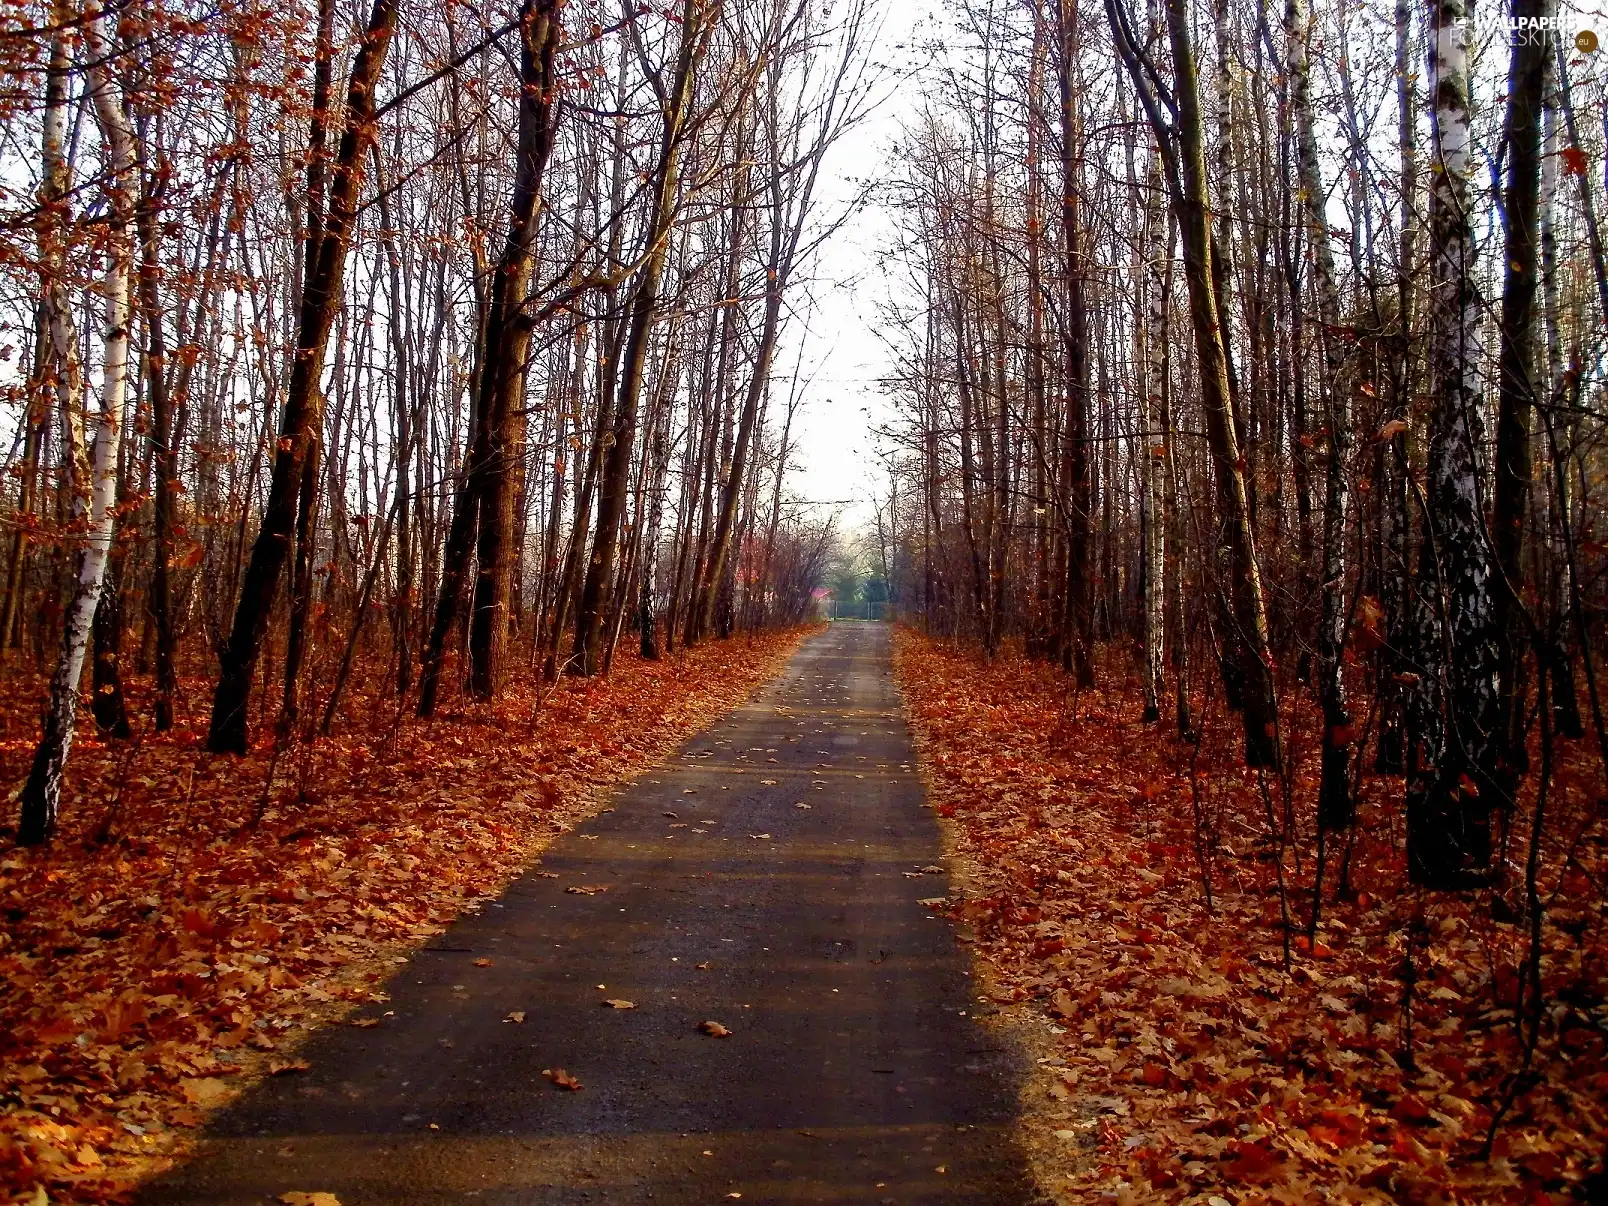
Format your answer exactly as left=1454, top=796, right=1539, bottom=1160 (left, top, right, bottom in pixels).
left=895, top=629, right=1607, bottom=1204
left=0, top=630, right=805, bottom=1204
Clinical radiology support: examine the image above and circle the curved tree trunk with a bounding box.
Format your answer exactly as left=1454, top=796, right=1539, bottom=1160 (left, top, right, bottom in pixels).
left=207, top=0, right=400, bottom=752
left=1109, top=0, right=1280, bottom=768
left=574, top=0, right=708, bottom=675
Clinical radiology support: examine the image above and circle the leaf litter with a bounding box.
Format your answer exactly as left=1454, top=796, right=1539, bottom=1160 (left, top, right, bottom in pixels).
left=894, top=628, right=1607, bottom=1204
left=0, top=629, right=807, bottom=1202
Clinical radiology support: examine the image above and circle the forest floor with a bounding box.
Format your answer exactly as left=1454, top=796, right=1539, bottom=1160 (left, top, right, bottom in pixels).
left=894, top=628, right=1608, bottom=1205
left=0, top=627, right=810, bottom=1204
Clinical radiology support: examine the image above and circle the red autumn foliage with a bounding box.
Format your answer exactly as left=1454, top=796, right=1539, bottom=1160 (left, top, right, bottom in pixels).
left=895, top=628, right=1608, bottom=1203
left=0, top=629, right=807, bottom=1203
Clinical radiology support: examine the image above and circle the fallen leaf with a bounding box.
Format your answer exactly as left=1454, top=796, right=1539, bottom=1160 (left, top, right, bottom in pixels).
left=268, top=1059, right=310, bottom=1075
left=504, top=1011, right=526, bottom=1023
left=602, top=999, right=636, bottom=1009
left=566, top=884, right=610, bottom=895
left=180, top=1077, right=230, bottom=1107
left=472, top=957, right=494, bottom=967
left=699, top=1020, right=732, bottom=1037
left=543, top=1067, right=583, bottom=1090
left=279, top=1195, right=341, bottom=1206
left=0, top=622, right=804, bottom=1201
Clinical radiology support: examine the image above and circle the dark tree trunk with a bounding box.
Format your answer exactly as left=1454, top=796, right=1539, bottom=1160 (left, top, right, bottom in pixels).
left=574, top=0, right=706, bottom=674
left=207, top=0, right=400, bottom=753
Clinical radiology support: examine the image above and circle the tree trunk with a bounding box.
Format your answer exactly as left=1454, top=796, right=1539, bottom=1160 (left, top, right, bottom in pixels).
left=1493, top=0, right=1547, bottom=787
left=207, top=0, right=400, bottom=752
left=20, top=4, right=135, bottom=842
left=1110, top=0, right=1280, bottom=767
left=1406, top=0, right=1501, bottom=887
left=574, top=0, right=707, bottom=674
left=1376, top=0, right=1417, bottom=773
left=1288, top=0, right=1356, bottom=828
left=133, top=129, right=179, bottom=731
left=1139, top=115, right=1167, bottom=723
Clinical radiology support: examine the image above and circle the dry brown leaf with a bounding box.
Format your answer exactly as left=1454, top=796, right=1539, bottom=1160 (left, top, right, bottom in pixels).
left=180, top=1077, right=230, bottom=1107
left=0, top=628, right=805, bottom=1202
left=699, top=1020, right=732, bottom=1037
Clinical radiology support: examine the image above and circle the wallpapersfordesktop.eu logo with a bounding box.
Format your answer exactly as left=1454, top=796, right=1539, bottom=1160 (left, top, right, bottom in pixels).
left=1491, top=11, right=1598, bottom=50
left=1460, top=6, right=1599, bottom=49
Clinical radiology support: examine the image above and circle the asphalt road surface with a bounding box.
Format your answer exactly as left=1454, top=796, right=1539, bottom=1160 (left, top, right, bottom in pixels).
left=143, top=623, right=1038, bottom=1204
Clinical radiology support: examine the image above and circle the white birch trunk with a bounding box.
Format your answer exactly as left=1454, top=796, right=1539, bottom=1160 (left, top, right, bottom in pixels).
left=18, top=3, right=135, bottom=844
left=38, top=8, right=88, bottom=501
left=1407, top=0, right=1501, bottom=886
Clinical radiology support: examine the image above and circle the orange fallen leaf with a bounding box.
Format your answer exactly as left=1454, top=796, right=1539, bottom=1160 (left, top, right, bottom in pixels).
left=472, top=957, right=494, bottom=967
left=543, top=1067, right=583, bottom=1090
left=602, top=999, right=636, bottom=1009
left=699, top=1020, right=732, bottom=1037
left=269, top=1059, right=311, bottom=1075
left=180, top=1077, right=230, bottom=1107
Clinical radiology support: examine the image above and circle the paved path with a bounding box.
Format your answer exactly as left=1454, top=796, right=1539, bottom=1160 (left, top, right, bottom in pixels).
left=144, top=624, right=1037, bottom=1204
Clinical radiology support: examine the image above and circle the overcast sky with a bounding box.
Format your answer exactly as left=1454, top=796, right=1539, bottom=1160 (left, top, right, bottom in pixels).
left=778, top=0, right=1608, bottom=550
left=777, top=0, right=943, bottom=543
